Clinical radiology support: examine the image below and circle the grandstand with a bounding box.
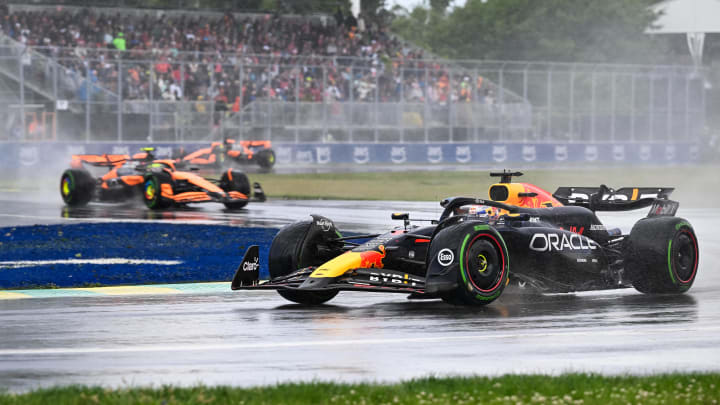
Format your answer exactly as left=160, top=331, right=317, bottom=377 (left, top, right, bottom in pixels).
left=0, top=1, right=705, bottom=151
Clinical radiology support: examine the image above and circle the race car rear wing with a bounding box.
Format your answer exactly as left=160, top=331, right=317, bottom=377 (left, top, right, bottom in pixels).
left=70, top=154, right=129, bottom=168
left=552, top=185, right=675, bottom=212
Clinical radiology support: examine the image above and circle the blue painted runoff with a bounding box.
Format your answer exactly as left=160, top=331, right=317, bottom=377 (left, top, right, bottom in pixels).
left=0, top=223, right=278, bottom=289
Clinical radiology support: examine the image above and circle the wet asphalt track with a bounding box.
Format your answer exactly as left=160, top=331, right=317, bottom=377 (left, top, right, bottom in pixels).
left=0, top=193, right=719, bottom=392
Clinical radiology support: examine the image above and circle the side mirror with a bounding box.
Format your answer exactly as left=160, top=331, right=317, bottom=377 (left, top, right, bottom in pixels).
left=391, top=213, right=409, bottom=220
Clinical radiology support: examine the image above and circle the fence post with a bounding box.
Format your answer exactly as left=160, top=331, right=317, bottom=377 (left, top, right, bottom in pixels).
left=684, top=75, right=690, bottom=141
left=473, top=68, right=479, bottom=142
left=85, top=64, right=90, bottom=143
left=700, top=71, right=706, bottom=142
left=322, top=65, right=328, bottom=143
left=239, top=64, right=244, bottom=140
left=590, top=68, right=596, bottom=142
left=499, top=64, right=505, bottom=142
left=522, top=65, right=529, bottom=142
left=448, top=69, right=453, bottom=142
left=610, top=71, right=616, bottom=142
left=546, top=69, right=552, bottom=140
left=649, top=74, right=654, bottom=141
left=117, top=59, right=123, bottom=142
left=399, top=66, right=404, bottom=143
left=630, top=74, right=636, bottom=142
left=666, top=73, right=672, bottom=142
left=374, top=72, right=379, bottom=143
left=295, top=68, right=300, bottom=143
left=19, top=49, right=26, bottom=140
left=424, top=66, right=429, bottom=143
left=569, top=68, right=575, bottom=141
left=149, top=67, right=154, bottom=142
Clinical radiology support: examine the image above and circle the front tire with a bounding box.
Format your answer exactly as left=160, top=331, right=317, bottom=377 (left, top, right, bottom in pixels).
left=143, top=172, right=174, bottom=210
left=430, top=222, right=509, bottom=306
left=268, top=220, right=340, bottom=305
left=626, top=216, right=699, bottom=294
left=60, top=169, right=95, bottom=206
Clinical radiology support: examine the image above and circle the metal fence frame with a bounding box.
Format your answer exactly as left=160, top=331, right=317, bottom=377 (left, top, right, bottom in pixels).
left=0, top=42, right=706, bottom=144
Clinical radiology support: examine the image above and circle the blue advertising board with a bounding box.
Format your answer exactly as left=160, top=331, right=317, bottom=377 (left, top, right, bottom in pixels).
left=0, top=142, right=701, bottom=170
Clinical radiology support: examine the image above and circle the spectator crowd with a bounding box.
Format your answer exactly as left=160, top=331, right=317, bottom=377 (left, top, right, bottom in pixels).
left=0, top=6, right=498, bottom=111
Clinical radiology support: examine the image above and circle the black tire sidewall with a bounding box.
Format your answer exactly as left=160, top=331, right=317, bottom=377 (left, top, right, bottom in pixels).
left=627, top=217, right=699, bottom=294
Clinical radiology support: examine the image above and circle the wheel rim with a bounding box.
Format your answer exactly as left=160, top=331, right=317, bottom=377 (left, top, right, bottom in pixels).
left=144, top=179, right=157, bottom=203
left=61, top=176, right=72, bottom=197
left=674, top=231, right=697, bottom=283
left=465, top=238, right=504, bottom=292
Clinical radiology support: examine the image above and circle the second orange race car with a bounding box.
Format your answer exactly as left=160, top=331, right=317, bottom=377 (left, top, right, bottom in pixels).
left=60, top=148, right=265, bottom=210
left=175, top=139, right=276, bottom=170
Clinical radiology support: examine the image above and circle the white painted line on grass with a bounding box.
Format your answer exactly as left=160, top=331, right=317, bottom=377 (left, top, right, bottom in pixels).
left=0, top=258, right=183, bottom=269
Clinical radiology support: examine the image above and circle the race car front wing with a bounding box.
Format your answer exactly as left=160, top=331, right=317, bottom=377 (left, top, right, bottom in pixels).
left=231, top=245, right=426, bottom=295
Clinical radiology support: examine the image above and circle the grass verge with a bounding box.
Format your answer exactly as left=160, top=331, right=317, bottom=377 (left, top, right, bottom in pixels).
left=1, top=374, right=718, bottom=404
left=3, top=165, right=717, bottom=207
left=252, top=165, right=718, bottom=206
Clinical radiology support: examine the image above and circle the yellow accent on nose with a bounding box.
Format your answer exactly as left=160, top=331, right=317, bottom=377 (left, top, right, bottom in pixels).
left=310, top=252, right=362, bottom=278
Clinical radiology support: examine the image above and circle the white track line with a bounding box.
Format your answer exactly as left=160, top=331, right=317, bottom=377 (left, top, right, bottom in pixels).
left=2, top=325, right=719, bottom=356
left=0, top=258, right=183, bottom=269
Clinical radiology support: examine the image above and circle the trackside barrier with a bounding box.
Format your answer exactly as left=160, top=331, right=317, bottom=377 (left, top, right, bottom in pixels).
left=0, top=142, right=702, bottom=170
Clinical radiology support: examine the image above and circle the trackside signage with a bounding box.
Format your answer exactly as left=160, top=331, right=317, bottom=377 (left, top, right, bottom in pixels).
left=0, top=142, right=700, bottom=170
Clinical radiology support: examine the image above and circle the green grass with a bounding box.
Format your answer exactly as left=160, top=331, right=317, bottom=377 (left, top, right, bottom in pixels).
left=252, top=166, right=718, bottom=206
left=1, top=374, right=718, bottom=404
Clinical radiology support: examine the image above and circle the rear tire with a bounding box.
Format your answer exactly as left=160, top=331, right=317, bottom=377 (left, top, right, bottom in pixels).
left=626, top=216, right=699, bottom=294
left=220, top=169, right=250, bottom=210
left=430, top=222, right=509, bottom=306
left=143, top=172, right=174, bottom=210
left=60, top=169, right=95, bottom=206
left=268, top=220, right=340, bottom=305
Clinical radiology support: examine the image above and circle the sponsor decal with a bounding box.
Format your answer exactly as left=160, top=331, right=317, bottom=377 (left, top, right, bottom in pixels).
left=522, top=145, right=536, bottom=162
left=359, top=245, right=386, bottom=268
left=639, top=145, right=651, bottom=161
left=427, top=146, right=443, bottom=163
left=585, top=145, right=598, bottom=161
left=613, top=145, right=625, bottom=161
left=391, top=146, right=407, bottom=164
left=456, top=146, right=471, bottom=163
left=112, top=146, right=130, bottom=155
left=589, top=224, right=607, bottom=231
left=315, top=218, right=333, bottom=232
left=368, top=271, right=422, bottom=286
left=316, top=146, right=331, bottom=164
left=492, top=145, right=507, bottom=162
left=529, top=233, right=597, bottom=252
left=555, top=145, right=568, bottom=161
left=296, top=150, right=313, bottom=164
left=277, top=147, right=292, bottom=163
left=690, top=145, right=699, bottom=160
left=66, top=145, right=86, bottom=155
left=568, top=225, right=584, bottom=235
left=155, top=146, right=173, bottom=157
left=665, top=145, right=676, bottom=161
left=528, top=217, right=541, bottom=223
left=242, top=256, right=259, bottom=272
left=18, top=146, right=39, bottom=166
left=353, top=146, right=370, bottom=164
left=437, top=248, right=454, bottom=266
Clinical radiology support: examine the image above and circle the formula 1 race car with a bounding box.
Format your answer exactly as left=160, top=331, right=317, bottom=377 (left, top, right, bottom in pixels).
left=60, top=148, right=265, bottom=210
left=176, top=139, right=275, bottom=170
left=231, top=171, right=698, bottom=306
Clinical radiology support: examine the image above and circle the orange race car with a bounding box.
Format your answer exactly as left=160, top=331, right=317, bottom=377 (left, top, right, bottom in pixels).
left=60, top=148, right=265, bottom=210
left=175, top=139, right=276, bottom=170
